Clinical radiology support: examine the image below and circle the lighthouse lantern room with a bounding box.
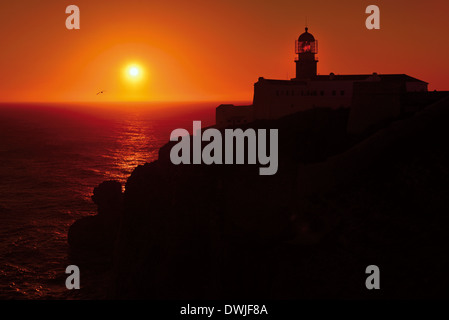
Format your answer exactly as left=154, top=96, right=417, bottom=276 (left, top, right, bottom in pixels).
left=295, top=27, right=318, bottom=79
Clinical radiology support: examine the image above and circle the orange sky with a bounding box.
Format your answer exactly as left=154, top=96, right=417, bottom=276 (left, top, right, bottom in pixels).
left=0, top=0, right=448, bottom=103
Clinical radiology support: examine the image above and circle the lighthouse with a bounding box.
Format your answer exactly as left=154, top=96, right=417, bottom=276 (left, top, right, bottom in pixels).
left=295, top=27, right=318, bottom=79
left=216, top=27, right=429, bottom=127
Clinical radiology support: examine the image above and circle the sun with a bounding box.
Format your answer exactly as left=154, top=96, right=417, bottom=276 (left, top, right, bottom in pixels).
left=129, top=66, right=139, bottom=77
left=123, top=63, right=145, bottom=83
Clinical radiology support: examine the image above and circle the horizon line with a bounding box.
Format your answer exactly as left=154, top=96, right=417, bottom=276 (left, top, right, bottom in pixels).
left=0, top=99, right=253, bottom=105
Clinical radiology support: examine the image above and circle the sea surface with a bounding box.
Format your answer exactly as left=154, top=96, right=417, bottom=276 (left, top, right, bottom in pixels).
left=0, top=101, right=228, bottom=299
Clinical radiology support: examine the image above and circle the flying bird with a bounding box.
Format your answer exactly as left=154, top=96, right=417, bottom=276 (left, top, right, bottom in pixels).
left=96, top=90, right=105, bottom=95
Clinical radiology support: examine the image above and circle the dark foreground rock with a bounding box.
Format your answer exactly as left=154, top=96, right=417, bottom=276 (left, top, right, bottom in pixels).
left=68, top=180, right=123, bottom=261
left=69, top=97, right=449, bottom=299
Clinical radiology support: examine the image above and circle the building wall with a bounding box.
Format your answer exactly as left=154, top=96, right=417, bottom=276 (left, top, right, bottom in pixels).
left=253, top=78, right=354, bottom=120
left=216, top=104, right=254, bottom=128
left=347, top=81, right=404, bottom=134
left=216, top=75, right=429, bottom=128
left=406, top=81, right=428, bottom=92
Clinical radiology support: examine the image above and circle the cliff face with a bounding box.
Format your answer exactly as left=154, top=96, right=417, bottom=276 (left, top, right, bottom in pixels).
left=109, top=107, right=352, bottom=299
left=69, top=98, right=449, bottom=299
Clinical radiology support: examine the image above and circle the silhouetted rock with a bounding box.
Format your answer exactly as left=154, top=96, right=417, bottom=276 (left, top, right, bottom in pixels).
left=92, top=180, right=123, bottom=219
left=69, top=96, right=449, bottom=299
left=68, top=180, right=123, bottom=260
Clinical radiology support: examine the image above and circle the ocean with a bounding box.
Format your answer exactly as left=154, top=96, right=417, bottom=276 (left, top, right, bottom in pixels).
left=0, top=102, right=223, bottom=299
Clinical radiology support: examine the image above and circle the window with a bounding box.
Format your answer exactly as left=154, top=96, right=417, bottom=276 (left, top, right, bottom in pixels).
left=320, top=91, right=324, bottom=96
left=341, top=90, right=345, bottom=96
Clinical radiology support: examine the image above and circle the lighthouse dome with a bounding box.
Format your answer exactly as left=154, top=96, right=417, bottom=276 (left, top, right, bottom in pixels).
left=298, top=27, right=315, bottom=42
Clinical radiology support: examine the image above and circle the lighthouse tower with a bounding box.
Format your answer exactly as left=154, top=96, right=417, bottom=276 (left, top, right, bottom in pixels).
left=295, top=27, right=318, bottom=79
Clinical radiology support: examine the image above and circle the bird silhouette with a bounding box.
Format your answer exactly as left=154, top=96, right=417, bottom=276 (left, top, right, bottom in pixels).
left=96, top=91, right=105, bottom=95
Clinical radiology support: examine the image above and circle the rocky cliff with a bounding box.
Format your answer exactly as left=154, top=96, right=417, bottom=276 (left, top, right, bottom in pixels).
left=69, top=97, right=449, bottom=299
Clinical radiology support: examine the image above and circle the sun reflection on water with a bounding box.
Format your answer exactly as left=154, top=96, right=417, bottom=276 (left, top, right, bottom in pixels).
left=106, top=114, right=160, bottom=185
